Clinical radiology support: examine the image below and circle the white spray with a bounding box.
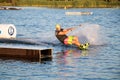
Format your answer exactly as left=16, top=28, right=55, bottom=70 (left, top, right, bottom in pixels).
left=68, top=23, right=103, bottom=45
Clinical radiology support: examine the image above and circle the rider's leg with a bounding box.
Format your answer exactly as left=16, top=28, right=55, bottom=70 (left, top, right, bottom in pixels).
left=72, top=36, right=81, bottom=47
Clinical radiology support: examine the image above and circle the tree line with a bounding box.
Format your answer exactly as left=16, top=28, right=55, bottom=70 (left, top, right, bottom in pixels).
left=0, top=0, right=120, bottom=8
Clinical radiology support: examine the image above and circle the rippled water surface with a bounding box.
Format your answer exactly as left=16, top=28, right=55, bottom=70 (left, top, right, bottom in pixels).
left=0, top=7, right=120, bottom=80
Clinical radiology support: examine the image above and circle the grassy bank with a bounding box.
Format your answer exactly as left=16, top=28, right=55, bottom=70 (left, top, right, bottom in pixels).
left=0, top=0, right=120, bottom=8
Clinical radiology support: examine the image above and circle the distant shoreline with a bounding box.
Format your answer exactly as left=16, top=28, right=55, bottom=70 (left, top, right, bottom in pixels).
left=0, top=0, right=120, bottom=9
left=0, top=6, right=119, bottom=10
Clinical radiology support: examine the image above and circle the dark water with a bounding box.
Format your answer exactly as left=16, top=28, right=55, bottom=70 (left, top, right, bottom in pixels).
left=0, top=7, right=120, bottom=80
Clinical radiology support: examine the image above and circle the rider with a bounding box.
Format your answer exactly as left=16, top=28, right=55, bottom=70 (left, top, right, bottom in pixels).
left=55, top=24, right=87, bottom=49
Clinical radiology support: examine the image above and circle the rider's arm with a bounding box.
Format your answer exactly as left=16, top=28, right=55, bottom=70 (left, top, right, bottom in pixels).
left=58, top=28, right=75, bottom=35
left=66, top=28, right=75, bottom=31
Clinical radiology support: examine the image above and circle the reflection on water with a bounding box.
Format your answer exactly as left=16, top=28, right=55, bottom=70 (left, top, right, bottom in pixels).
left=55, top=44, right=103, bottom=66
left=55, top=49, right=89, bottom=65
left=56, top=44, right=102, bottom=58
left=56, top=49, right=89, bottom=58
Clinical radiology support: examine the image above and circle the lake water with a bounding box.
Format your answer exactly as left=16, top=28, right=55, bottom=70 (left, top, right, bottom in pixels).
left=0, top=7, right=120, bottom=80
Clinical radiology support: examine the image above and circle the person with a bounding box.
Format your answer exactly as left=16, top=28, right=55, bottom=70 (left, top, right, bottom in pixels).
left=55, top=24, right=89, bottom=49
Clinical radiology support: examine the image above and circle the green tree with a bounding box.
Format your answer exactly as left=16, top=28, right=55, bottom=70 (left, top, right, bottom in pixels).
left=104, top=0, right=110, bottom=2
left=72, top=0, right=79, bottom=7
left=0, top=0, right=5, bottom=3
left=11, top=0, right=19, bottom=6
left=84, top=0, right=89, bottom=7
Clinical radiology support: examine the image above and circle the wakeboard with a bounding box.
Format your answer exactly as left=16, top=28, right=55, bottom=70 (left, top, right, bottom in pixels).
left=79, top=43, right=89, bottom=50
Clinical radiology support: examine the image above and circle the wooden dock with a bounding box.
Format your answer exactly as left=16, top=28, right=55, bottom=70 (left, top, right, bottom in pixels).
left=0, top=47, right=52, bottom=62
